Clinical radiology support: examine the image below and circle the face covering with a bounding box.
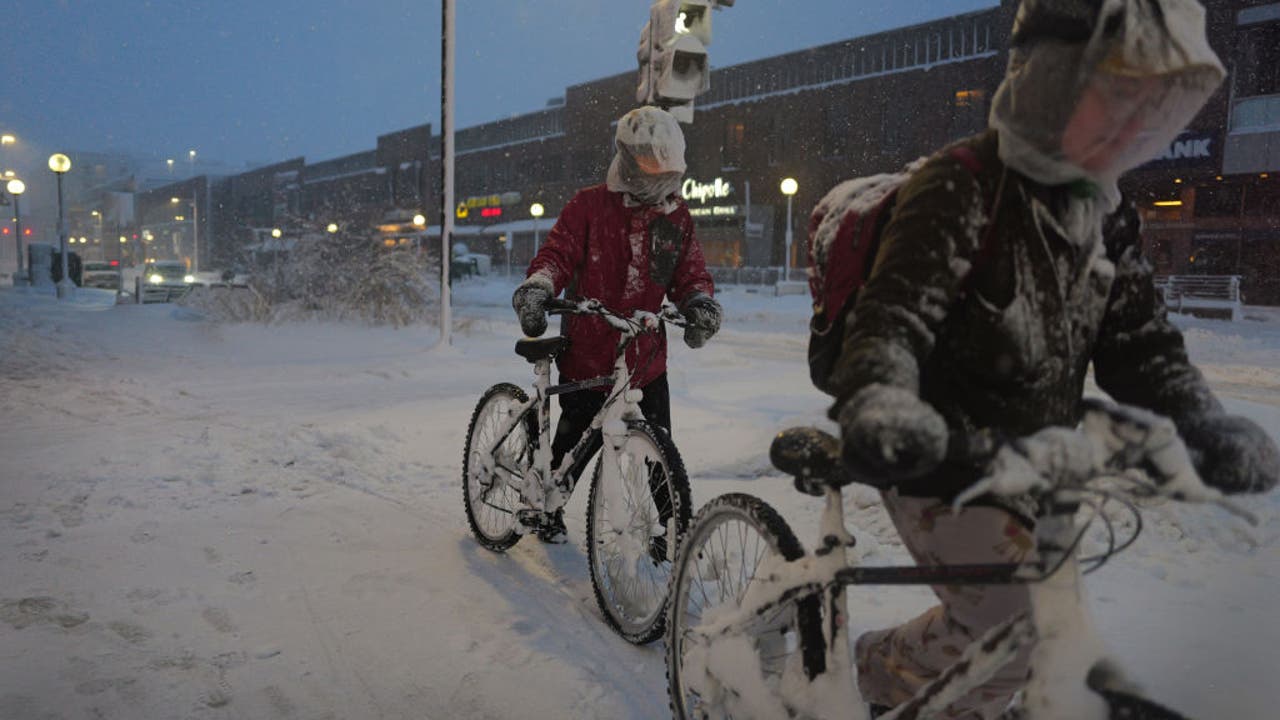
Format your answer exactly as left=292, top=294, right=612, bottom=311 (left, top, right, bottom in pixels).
left=606, top=106, right=687, bottom=206
left=990, top=0, right=1225, bottom=204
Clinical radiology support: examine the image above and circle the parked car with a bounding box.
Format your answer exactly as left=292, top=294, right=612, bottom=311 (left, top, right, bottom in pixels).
left=80, top=260, right=123, bottom=290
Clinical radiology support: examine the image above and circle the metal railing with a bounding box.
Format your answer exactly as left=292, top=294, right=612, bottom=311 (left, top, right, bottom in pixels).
left=1154, top=274, right=1242, bottom=321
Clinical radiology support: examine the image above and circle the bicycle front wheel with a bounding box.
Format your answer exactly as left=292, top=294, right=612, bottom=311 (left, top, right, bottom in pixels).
left=586, top=419, right=691, bottom=645
left=462, top=382, right=533, bottom=552
left=666, top=493, right=819, bottom=720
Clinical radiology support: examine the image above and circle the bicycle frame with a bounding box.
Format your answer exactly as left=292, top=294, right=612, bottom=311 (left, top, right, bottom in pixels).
left=682, top=400, right=1244, bottom=720
left=475, top=303, right=675, bottom=529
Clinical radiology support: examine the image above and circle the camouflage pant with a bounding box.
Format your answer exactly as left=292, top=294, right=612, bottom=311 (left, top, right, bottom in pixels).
left=855, top=492, right=1035, bottom=719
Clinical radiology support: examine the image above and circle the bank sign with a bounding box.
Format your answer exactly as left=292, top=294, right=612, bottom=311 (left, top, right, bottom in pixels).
left=1144, top=132, right=1217, bottom=169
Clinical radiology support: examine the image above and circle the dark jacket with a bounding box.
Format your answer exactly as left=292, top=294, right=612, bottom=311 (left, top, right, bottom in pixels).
left=828, top=130, right=1221, bottom=499
left=527, top=184, right=715, bottom=389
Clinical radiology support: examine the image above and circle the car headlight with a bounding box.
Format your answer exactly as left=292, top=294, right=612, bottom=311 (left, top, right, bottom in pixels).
left=149, top=274, right=164, bottom=284
left=184, top=275, right=195, bottom=283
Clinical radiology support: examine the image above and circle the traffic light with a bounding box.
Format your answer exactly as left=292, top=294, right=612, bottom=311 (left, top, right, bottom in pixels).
left=637, top=0, right=729, bottom=123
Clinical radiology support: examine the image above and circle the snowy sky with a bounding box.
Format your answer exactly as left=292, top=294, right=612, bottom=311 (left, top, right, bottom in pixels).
left=2, top=1, right=998, bottom=171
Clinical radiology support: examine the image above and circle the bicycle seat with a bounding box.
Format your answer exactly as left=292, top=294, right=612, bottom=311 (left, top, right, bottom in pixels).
left=770, top=427, right=856, bottom=496
left=514, top=336, right=570, bottom=363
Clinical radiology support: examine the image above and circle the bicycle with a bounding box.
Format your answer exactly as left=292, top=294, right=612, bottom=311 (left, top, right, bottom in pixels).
left=664, top=399, right=1258, bottom=719
left=463, top=297, right=694, bottom=644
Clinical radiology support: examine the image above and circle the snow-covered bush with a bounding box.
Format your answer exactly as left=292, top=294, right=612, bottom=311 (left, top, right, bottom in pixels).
left=189, top=214, right=440, bottom=326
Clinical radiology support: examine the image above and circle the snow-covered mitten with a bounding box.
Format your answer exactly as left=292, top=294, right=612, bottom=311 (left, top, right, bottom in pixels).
left=680, top=293, right=722, bottom=349
left=1179, top=414, right=1280, bottom=494
left=836, top=383, right=949, bottom=484
left=511, top=275, right=553, bottom=337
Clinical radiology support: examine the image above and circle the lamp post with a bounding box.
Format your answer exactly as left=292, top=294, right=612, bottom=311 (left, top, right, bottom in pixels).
left=91, top=210, right=103, bottom=261
left=188, top=149, right=197, bottom=178
left=7, top=179, right=24, bottom=283
left=780, top=177, right=798, bottom=282
left=529, top=202, right=544, bottom=267
left=171, top=195, right=199, bottom=271
left=166, top=158, right=175, bottom=176
left=49, top=153, right=73, bottom=298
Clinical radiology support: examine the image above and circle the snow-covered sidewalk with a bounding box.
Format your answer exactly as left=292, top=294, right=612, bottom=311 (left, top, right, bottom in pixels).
left=1, top=280, right=1276, bottom=719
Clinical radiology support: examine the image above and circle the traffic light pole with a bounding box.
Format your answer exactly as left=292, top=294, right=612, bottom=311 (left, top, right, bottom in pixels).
left=437, top=0, right=455, bottom=347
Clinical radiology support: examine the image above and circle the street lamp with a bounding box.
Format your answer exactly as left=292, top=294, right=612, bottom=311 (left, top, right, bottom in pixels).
left=49, top=153, right=73, bottom=298
left=529, top=202, right=545, bottom=267
left=7, top=178, right=25, bottom=283
left=0, top=135, right=14, bottom=146
left=166, top=158, right=175, bottom=176
left=271, top=228, right=282, bottom=238
left=188, top=149, right=197, bottom=178
left=780, top=177, right=798, bottom=282
left=171, top=195, right=199, bottom=271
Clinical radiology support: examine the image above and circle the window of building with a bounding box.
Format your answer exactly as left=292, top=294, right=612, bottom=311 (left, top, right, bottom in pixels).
left=722, top=119, right=746, bottom=170
left=1242, top=181, right=1280, bottom=216
left=950, top=88, right=988, bottom=138
left=1235, top=22, right=1280, bottom=98
left=824, top=108, right=850, bottom=158
left=1194, top=184, right=1244, bottom=217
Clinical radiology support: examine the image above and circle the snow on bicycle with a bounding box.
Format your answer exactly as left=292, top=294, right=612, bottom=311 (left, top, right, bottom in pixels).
left=463, top=296, right=695, bottom=644
left=665, top=400, right=1261, bottom=720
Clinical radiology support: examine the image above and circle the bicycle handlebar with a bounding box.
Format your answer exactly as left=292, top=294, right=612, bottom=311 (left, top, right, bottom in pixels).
left=544, top=297, right=688, bottom=332
left=769, top=400, right=1257, bottom=524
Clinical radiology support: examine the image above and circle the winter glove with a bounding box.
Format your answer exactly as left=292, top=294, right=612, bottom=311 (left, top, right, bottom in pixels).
left=836, top=384, right=949, bottom=485
left=512, top=276, right=553, bottom=337
left=1179, top=414, right=1280, bottom=495
left=680, top=293, right=722, bottom=349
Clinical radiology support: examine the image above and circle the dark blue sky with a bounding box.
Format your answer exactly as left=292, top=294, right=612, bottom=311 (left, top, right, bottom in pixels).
left=3, top=1, right=997, bottom=171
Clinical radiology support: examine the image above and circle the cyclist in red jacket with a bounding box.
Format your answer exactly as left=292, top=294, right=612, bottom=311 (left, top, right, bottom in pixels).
left=512, top=106, right=721, bottom=543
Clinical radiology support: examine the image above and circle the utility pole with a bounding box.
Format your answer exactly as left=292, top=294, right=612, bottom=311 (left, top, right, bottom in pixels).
left=438, top=0, right=455, bottom=347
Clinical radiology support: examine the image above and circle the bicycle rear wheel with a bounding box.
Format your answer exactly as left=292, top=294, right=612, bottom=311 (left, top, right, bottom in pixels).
left=462, top=383, right=533, bottom=552
left=666, top=493, right=821, bottom=720
left=586, top=419, right=691, bottom=645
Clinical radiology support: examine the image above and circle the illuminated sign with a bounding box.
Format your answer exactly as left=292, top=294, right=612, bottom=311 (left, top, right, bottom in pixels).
left=682, top=177, right=733, bottom=204
left=480, top=207, right=503, bottom=218
left=1144, top=132, right=1216, bottom=168
left=688, top=205, right=739, bottom=218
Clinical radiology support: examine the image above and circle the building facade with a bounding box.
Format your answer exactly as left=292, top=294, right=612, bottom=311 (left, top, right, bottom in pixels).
left=119, top=0, right=1278, bottom=303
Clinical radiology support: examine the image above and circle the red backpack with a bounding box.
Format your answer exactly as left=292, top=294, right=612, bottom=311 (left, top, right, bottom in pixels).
left=805, top=147, right=995, bottom=394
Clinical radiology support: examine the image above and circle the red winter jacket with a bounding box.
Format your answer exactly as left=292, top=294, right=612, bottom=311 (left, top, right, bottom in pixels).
left=526, top=184, right=715, bottom=389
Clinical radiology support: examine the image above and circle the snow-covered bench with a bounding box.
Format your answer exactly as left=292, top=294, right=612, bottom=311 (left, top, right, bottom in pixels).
left=1154, top=274, right=1242, bottom=322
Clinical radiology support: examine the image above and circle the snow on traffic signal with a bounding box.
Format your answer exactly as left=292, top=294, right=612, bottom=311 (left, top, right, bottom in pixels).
left=637, top=0, right=724, bottom=123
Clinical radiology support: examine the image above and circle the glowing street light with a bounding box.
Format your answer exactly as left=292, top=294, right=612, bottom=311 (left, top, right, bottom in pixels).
left=7, top=178, right=25, bottom=283
left=412, top=214, right=426, bottom=227
left=530, top=202, right=545, bottom=261
left=271, top=228, right=282, bottom=238
left=0, top=135, right=14, bottom=145
left=166, top=158, right=175, bottom=175
left=780, top=177, right=798, bottom=282
left=48, top=153, right=74, bottom=298
left=326, top=223, right=338, bottom=234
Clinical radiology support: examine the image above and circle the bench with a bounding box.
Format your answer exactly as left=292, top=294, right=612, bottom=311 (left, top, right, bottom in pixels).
left=1153, top=274, right=1242, bottom=321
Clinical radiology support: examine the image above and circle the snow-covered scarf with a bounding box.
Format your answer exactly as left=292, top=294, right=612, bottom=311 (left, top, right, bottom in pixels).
left=606, top=106, right=687, bottom=207
left=990, top=0, right=1225, bottom=232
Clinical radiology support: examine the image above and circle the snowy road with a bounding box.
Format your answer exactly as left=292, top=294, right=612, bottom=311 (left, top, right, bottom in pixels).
left=1, top=280, right=1277, bottom=719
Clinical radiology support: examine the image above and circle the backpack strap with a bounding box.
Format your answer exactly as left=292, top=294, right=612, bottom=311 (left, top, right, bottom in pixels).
left=946, top=145, right=1007, bottom=294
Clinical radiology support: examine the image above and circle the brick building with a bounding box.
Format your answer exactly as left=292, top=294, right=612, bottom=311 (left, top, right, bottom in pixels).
left=132, top=0, right=1279, bottom=303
